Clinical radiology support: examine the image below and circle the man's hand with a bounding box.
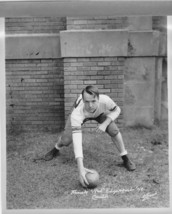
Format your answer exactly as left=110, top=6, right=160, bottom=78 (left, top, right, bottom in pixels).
left=79, top=167, right=95, bottom=188
left=95, top=123, right=107, bottom=133
left=76, top=157, right=95, bottom=188
left=95, top=116, right=112, bottom=133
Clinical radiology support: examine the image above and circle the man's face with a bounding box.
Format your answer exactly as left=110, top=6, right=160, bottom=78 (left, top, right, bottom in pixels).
left=83, top=91, right=99, bottom=113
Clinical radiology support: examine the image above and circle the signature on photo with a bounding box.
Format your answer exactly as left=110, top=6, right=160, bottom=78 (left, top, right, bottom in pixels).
left=70, top=186, right=157, bottom=202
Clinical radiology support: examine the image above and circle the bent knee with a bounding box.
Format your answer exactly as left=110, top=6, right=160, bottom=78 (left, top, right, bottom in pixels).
left=61, top=135, right=72, bottom=146
left=106, top=122, right=119, bottom=137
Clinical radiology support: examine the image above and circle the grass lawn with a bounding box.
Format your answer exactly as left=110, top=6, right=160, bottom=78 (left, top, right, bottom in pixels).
left=6, top=122, right=169, bottom=209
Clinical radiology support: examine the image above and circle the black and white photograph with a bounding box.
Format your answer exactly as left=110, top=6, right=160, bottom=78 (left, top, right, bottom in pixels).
left=0, top=0, right=172, bottom=213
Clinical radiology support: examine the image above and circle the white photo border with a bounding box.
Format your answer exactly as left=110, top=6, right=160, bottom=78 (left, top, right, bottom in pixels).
left=0, top=1, right=172, bottom=214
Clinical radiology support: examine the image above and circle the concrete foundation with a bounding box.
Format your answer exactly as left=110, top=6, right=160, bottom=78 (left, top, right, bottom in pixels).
left=124, top=58, right=155, bottom=127
left=6, top=34, right=61, bottom=59
left=128, top=31, right=160, bottom=56
left=60, top=30, right=128, bottom=57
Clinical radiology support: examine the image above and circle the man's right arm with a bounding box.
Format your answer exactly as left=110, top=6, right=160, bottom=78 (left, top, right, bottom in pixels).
left=71, top=103, right=95, bottom=187
left=70, top=111, right=89, bottom=187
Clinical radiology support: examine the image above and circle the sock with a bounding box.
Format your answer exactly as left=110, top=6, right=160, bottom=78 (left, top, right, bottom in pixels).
left=54, top=136, right=62, bottom=150
left=120, top=150, right=128, bottom=156
left=54, top=144, right=60, bottom=150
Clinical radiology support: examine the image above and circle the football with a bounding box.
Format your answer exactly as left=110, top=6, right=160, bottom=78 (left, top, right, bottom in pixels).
left=85, top=169, right=99, bottom=188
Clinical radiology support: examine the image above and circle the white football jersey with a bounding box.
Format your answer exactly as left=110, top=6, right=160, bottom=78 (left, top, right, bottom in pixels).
left=71, top=94, right=119, bottom=129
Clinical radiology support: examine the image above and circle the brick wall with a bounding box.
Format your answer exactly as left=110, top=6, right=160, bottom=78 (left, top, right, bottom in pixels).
left=64, top=57, right=124, bottom=130
left=67, top=16, right=128, bottom=30
left=6, top=59, right=64, bottom=132
left=67, top=16, right=166, bottom=31
left=6, top=17, right=66, bottom=133
left=5, top=16, right=165, bottom=34
left=5, top=17, right=66, bottom=34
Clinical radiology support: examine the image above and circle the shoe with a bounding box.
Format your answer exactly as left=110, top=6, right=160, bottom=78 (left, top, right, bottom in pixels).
left=43, top=147, right=60, bottom=161
left=123, top=159, right=136, bottom=171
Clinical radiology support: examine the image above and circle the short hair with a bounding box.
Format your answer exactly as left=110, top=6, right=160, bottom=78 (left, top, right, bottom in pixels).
left=82, top=85, right=99, bottom=99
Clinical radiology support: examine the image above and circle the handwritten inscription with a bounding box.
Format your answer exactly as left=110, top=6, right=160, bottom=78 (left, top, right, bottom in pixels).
left=70, top=186, right=158, bottom=202
left=141, top=192, right=157, bottom=201
left=92, top=194, right=108, bottom=200
left=70, top=186, right=146, bottom=201
left=91, top=187, right=137, bottom=195
left=71, top=190, right=88, bottom=195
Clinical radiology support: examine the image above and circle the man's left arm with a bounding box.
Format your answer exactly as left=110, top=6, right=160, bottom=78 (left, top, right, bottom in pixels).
left=106, top=105, right=121, bottom=122
left=96, top=96, right=121, bottom=133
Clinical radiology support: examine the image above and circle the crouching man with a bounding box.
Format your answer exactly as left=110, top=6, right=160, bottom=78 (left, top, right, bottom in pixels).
left=41, top=85, right=136, bottom=187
